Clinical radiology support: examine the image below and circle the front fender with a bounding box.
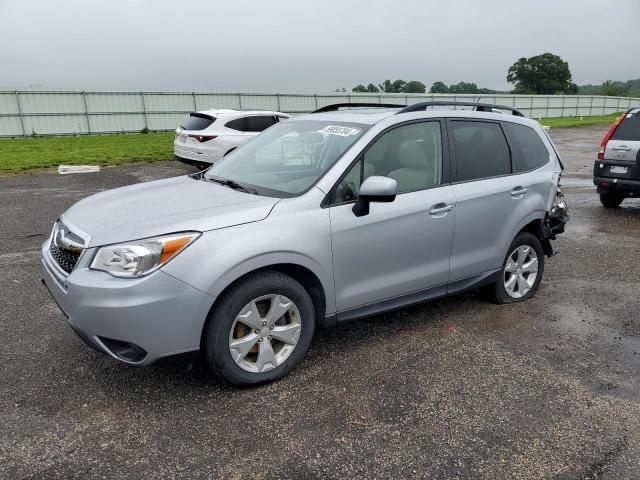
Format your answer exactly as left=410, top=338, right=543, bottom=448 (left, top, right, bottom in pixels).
left=161, top=204, right=335, bottom=320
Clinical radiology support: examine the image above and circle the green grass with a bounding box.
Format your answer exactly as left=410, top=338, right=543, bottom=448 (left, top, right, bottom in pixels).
left=539, top=113, right=621, bottom=128
left=0, top=132, right=175, bottom=174
left=0, top=113, right=624, bottom=174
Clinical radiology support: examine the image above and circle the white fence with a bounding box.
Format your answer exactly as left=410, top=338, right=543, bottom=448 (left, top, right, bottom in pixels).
left=1, top=90, right=639, bottom=137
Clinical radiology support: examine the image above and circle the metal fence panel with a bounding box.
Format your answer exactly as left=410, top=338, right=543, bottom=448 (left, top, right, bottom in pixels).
left=143, top=93, right=193, bottom=113
left=194, top=93, right=241, bottom=111
left=0, top=92, right=19, bottom=115
left=89, top=113, right=146, bottom=133
left=1, top=90, right=639, bottom=137
left=0, top=116, right=23, bottom=136
left=19, top=92, right=85, bottom=114
left=87, top=92, right=143, bottom=113
left=146, top=113, right=185, bottom=131
left=24, top=114, right=88, bottom=135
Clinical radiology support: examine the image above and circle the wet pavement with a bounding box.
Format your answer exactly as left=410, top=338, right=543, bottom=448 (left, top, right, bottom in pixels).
left=1, top=126, right=639, bottom=479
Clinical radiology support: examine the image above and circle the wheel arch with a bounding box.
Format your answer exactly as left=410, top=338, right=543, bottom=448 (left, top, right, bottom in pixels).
left=512, top=213, right=554, bottom=257
left=200, top=261, right=331, bottom=348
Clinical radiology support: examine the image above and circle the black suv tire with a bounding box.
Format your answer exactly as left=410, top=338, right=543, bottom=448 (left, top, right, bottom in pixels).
left=599, top=192, right=624, bottom=208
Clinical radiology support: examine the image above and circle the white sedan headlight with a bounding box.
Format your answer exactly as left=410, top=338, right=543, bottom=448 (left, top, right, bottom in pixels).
left=90, top=232, right=200, bottom=278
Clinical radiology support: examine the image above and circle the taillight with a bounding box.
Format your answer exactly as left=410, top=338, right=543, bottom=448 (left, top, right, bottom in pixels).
left=598, top=112, right=627, bottom=159
left=188, top=134, right=217, bottom=143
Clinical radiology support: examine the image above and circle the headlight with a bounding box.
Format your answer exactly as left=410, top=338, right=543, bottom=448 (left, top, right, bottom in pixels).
left=90, top=232, right=200, bottom=278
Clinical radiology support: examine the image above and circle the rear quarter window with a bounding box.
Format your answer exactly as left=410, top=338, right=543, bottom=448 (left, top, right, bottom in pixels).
left=225, top=118, right=246, bottom=131
left=181, top=114, right=215, bottom=131
left=503, top=122, right=550, bottom=172
left=245, top=115, right=277, bottom=132
left=611, top=114, right=640, bottom=141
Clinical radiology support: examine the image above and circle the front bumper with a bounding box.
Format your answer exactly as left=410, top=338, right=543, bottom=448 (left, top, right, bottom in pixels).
left=41, top=241, right=213, bottom=365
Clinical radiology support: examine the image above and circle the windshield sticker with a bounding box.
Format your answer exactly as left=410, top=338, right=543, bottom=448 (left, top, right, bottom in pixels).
left=321, top=125, right=360, bottom=137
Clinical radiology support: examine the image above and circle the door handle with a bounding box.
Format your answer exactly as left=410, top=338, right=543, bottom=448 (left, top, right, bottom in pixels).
left=510, top=187, right=528, bottom=197
left=612, top=145, right=631, bottom=152
left=429, top=203, right=453, bottom=216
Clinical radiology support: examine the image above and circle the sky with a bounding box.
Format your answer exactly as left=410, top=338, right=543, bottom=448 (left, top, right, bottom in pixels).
left=0, top=0, right=638, bottom=93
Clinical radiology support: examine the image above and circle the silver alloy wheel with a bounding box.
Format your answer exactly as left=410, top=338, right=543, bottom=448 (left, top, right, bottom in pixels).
left=228, top=294, right=302, bottom=373
left=503, top=245, right=539, bottom=299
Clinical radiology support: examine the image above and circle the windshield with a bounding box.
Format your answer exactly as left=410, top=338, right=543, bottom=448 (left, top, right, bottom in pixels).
left=203, top=120, right=369, bottom=196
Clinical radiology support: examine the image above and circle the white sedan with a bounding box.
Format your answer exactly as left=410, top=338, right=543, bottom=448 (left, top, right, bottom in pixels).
left=174, top=109, right=290, bottom=168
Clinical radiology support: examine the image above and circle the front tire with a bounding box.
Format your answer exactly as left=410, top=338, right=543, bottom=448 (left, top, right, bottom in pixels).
left=485, top=232, right=545, bottom=304
left=599, top=192, right=624, bottom=208
left=203, top=271, right=315, bottom=386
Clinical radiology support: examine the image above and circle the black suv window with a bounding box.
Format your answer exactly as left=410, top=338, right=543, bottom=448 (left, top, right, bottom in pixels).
left=503, top=122, right=549, bottom=172
left=181, top=113, right=215, bottom=131
left=246, top=116, right=277, bottom=132
left=450, top=121, right=511, bottom=182
left=612, top=112, right=640, bottom=141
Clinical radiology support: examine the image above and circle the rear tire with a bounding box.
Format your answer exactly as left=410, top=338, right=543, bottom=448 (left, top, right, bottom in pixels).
left=484, top=232, right=545, bottom=304
left=202, top=270, right=315, bottom=386
left=599, top=192, right=624, bottom=208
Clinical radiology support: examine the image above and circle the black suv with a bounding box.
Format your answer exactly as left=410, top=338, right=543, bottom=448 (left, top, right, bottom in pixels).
left=594, top=108, right=640, bottom=207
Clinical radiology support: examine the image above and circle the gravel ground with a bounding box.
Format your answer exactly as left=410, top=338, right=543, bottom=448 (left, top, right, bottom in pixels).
left=1, top=126, right=639, bottom=479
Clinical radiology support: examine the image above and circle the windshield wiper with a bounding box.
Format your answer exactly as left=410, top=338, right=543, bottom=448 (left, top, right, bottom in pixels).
left=204, top=176, right=258, bottom=195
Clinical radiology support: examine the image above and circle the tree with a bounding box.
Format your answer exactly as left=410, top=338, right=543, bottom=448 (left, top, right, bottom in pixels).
left=429, top=81, right=449, bottom=93
left=448, top=81, right=479, bottom=94
left=352, top=83, right=380, bottom=93
left=403, top=80, right=426, bottom=93
left=378, top=79, right=407, bottom=93
left=600, top=80, right=626, bottom=97
left=507, top=53, right=576, bottom=94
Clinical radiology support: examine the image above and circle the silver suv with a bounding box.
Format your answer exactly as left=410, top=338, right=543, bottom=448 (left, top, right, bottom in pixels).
left=41, top=102, right=568, bottom=385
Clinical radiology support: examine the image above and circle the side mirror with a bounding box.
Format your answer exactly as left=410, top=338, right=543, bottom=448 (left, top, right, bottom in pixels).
left=352, top=176, right=397, bottom=217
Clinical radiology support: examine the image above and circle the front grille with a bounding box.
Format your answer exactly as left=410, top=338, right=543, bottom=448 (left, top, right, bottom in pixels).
left=49, top=243, right=80, bottom=274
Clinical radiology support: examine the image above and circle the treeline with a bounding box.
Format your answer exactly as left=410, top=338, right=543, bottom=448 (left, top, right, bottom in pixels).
left=578, top=79, right=640, bottom=97
left=348, top=80, right=500, bottom=94
left=345, top=53, right=638, bottom=98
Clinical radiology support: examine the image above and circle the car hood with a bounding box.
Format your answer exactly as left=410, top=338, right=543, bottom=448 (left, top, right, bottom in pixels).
left=63, top=175, right=280, bottom=247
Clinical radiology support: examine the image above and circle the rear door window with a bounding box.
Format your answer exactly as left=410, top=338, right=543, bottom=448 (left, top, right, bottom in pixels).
left=450, top=121, right=511, bottom=182
left=181, top=113, right=215, bottom=131
left=612, top=113, right=640, bottom=141
left=246, top=116, right=277, bottom=132
left=503, top=122, right=549, bottom=172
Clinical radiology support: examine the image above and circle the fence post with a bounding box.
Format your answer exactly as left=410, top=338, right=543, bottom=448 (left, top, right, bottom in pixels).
left=140, top=92, right=149, bottom=130
left=276, top=93, right=281, bottom=112
left=589, top=96, right=594, bottom=117
left=15, top=91, right=26, bottom=137
left=237, top=93, right=242, bottom=109
left=81, top=91, right=91, bottom=134
left=529, top=96, right=534, bottom=118
left=192, top=92, right=197, bottom=110
left=545, top=96, right=550, bottom=118
left=314, top=94, right=318, bottom=110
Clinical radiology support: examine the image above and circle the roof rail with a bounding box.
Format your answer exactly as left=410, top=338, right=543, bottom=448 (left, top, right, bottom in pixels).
left=396, top=101, right=525, bottom=117
left=312, top=102, right=407, bottom=113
